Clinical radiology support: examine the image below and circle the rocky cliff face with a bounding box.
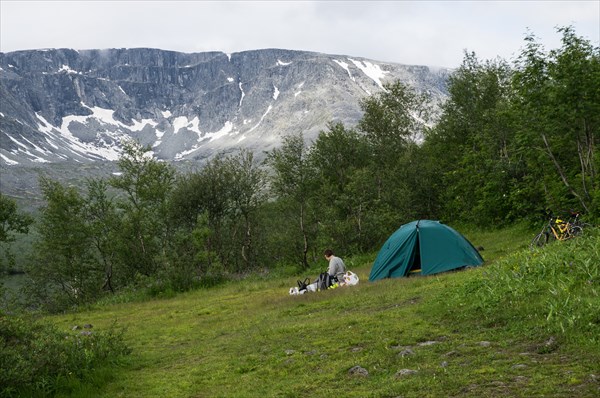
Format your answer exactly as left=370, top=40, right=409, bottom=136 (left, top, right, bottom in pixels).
left=1, top=48, right=450, bottom=165
left=0, top=48, right=450, bottom=204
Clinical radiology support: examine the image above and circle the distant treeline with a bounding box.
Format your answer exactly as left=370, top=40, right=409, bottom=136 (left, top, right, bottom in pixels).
left=1, top=26, right=598, bottom=312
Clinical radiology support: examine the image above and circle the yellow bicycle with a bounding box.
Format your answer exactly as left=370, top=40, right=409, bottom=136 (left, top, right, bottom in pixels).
left=530, top=215, right=583, bottom=248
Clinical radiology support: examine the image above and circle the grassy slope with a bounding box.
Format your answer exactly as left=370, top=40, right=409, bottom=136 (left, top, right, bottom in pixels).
left=49, top=224, right=599, bottom=398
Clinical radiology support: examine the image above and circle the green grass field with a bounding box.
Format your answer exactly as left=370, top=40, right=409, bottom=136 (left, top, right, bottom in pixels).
left=43, top=224, right=599, bottom=397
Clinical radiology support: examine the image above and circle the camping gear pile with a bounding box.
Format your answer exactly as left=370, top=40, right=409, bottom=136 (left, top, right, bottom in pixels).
left=289, top=271, right=359, bottom=295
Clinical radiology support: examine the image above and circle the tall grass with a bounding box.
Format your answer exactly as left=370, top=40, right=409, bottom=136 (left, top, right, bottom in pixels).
left=439, top=228, right=600, bottom=346
left=0, top=315, right=130, bottom=398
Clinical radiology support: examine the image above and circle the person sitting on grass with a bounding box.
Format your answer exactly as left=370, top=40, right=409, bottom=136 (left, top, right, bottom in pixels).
left=290, top=249, right=348, bottom=295
left=324, top=249, right=346, bottom=284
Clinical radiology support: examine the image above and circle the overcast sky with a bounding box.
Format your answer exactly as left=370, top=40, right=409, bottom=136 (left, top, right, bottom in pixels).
left=1, top=1, right=598, bottom=68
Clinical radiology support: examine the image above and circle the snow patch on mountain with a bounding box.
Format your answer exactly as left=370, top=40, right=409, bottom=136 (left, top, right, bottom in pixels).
left=36, top=109, right=124, bottom=161
left=0, top=153, right=19, bottom=165
left=173, top=121, right=234, bottom=160
left=172, top=116, right=201, bottom=135
left=248, top=105, right=273, bottom=133
left=58, top=65, right=80, bottom=74
left=7, top=134, right=50, bottom=163
left=348, top=58, right=389, bottom=89
left=129, top=118, right=158, bottom=132
left=294, top=82, right=305, bottom=97
left=209, top=121, right=233, bottom=142
left=333, top=59, right=355, bottom=81
left=239, top=82, right=245, bottom=107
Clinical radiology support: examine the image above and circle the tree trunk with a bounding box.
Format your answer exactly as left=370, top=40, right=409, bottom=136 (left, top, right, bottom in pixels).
left=300, top=203, right=309, bottom=268
left=541, top=133, right=589, bottom=212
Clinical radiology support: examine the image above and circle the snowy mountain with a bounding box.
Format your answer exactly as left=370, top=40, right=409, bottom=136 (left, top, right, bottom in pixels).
left=0, top=48, right=450, bottom=203
left=1, top=48, right=450, bottom=165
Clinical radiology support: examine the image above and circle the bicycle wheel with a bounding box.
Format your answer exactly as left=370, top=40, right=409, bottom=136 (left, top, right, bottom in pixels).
left=531, top=232, right=549, bottom=248
left=569, top=226, right=583, bottom=237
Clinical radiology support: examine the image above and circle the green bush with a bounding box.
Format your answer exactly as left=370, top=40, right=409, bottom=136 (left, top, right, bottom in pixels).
left=0, top=313, right=130, bottom=397
left=443, top=228, right=600, bottom=344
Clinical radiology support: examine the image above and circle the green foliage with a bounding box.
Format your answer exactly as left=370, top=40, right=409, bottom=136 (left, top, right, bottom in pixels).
left=0, top=194, right=33, bottom=273
left=109, top=140, right=175, bottom=278
left=422, top=27, right=600, bottom=226
left=27, top=178, right=105, bottom=311
left=309, top=123, right=374, bottom=252
left=425, top=53, right=525, bottom=225
left=83, top=178, right=119, bottom=293
left=0, top=313, right=130, bottom=397
left=444, top=228, right=600, bottom=344
left=264, top=132, right=319, bottom=268
left=0, top=194, right=33, bottom=244
left=512, top=26, right=599, bottom=216
left=168, top=150, right=267, bottom=274
left=357, top=81, right=436, bottom=228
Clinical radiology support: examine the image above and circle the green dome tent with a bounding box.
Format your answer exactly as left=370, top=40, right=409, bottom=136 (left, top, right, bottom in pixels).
left=369, top=220, right=484, bottom=281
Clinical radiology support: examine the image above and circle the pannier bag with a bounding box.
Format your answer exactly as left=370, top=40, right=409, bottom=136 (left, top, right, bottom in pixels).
left=315, top=272, right=335, bottom=291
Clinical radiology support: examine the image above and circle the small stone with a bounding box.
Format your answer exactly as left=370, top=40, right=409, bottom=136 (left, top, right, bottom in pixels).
left=479, top=341, right=491, bottom=347
left=512, top=364, right=528, bottom=370
left=440, top=361, right=449, bottom=368
left=395, top=369, right=418, bottom=377
left=83, top=324, right=93, bottom=329
left=72, top=325, right=80, bottom=330
left=348, top=365, right=369, bottom=377
left=544, top=336, right=556, bottom=346
left=350, top=346, right=363, bottom=352
left=418, top=341, right=439, bottom=346
left=398, top=348, right=415, bottom=357
left=79, top=330, right=92, bottom=336
left=285, top=349, right=295, bottom=355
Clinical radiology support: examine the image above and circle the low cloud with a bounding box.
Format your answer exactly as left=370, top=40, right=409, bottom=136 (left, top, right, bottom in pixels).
left=1, top=1, right=598, bottom=68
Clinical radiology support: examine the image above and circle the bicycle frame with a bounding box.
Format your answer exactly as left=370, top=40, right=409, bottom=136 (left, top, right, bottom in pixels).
left=531, top=210, right=588, bottom=249
left=531, top=216, right=582, bottom=249
left=547, top=217, right=573, bottom=241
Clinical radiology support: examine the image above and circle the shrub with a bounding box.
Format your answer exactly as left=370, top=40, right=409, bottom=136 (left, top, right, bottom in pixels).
left=0, top=313, right=130, bottom=397
left=443, top=228, right=600, bottom=343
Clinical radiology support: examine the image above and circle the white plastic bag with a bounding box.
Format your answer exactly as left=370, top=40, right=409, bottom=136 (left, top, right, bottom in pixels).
left=289, top=286, right=307, bottom=295
left=306, top=282, right=318, bottom=292
left=343, top=271, right=359, bottom=286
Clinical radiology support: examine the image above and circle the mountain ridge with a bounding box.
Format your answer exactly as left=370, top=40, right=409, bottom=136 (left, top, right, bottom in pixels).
left=0, top=47, right=451, bottom=203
